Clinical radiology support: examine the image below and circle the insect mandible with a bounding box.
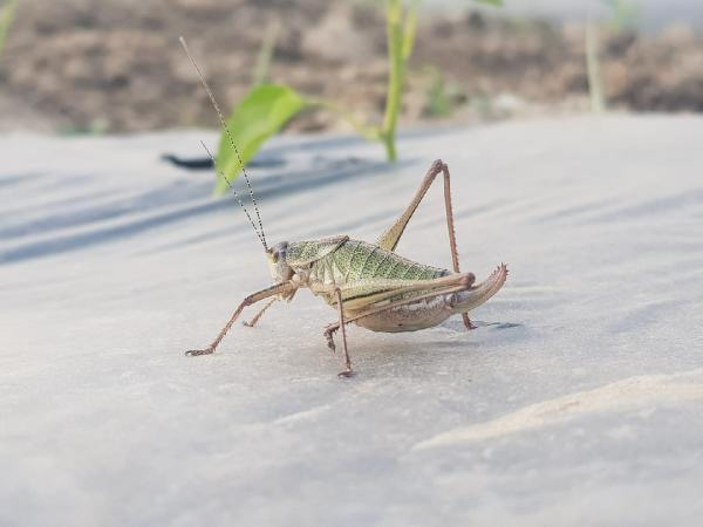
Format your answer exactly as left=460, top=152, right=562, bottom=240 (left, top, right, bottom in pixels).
left=180, top=38, right=508, bottom=377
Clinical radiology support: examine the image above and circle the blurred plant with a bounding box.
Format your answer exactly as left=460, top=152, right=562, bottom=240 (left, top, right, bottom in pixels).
left=252, top=20, right=280, bottom=87
left=586, top=0, right=642, bottom=114
left=423, top=66, right=466, bottom=119
left=58, top=118, right=110, bottom=137
left=470, top=95, right=494, bottom=121
left=213, top=0, right=503, bottom=195
left=0, top=0, right=18, bottom=59
left=585, top=4, right=605, bottom=114
left=605, top=0, right=642, bottom=31
left=425, top=67, right=452, bottom=119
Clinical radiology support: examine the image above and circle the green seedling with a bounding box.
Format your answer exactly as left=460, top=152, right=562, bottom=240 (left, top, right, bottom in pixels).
left=180, top=38, right=508, bottom=378
left=212, top=0, right=503, bottom=195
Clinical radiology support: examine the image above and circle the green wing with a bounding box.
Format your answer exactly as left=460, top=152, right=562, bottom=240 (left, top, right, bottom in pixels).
left=285, top=236, right=349, bottom=267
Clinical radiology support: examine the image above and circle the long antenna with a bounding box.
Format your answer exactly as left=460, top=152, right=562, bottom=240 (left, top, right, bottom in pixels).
left=200, top=141, right=266, bottom=249
left=179, top=36, right=268, bottom=251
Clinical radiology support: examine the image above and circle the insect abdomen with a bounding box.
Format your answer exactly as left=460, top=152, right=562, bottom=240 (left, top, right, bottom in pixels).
left=329, top=240, right=447, bottom=282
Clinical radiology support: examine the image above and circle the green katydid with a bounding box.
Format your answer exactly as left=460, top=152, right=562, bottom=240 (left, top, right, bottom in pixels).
left=180, top=38, right=508, bottom=377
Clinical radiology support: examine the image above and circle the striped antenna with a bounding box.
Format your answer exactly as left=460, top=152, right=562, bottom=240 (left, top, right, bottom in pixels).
left=179, top=36, right=268, bottom=251
left=199, top=141, right=266, bottom=249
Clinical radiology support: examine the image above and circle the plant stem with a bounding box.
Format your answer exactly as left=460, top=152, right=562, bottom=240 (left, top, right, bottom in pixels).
left=380, top=0, right=407, bottom=162
left=586, top=2, right=606, bottom=113
left=253, top=20, right=280, bottom=87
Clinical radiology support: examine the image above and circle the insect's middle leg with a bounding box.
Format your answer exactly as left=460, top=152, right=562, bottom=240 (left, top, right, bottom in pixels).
left=376, top=159, right=475, bottom=329
left=312, top=283, right=353, bottom=376
left=333, top=287, right=353, bottom=378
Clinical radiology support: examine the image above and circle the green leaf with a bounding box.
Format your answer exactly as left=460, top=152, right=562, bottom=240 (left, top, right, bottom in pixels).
left=472, top=0, right=503, bottom=6
left=215, top=84, right=307, bottom=195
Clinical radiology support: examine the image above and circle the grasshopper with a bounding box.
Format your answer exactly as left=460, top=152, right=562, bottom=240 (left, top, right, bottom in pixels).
left=180, top=38, right=508, bottom=377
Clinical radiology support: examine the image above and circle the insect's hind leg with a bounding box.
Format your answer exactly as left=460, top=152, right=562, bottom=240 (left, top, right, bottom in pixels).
left=323, top=272, right=475, bottom=353
left=440, top=162, right=476, bottom=330
left=375, top=159, right=443, bottom=252
left=376, top=159, right=475, bottom=329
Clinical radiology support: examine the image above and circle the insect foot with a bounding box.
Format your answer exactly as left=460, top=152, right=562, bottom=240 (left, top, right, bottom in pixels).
left=185, top=347, right=214, bottom=356
left=338, top=368, right=355, bottom=379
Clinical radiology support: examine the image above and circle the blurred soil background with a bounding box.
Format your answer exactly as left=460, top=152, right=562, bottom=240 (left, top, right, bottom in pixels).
left=1, top=0, right=702, bottom=134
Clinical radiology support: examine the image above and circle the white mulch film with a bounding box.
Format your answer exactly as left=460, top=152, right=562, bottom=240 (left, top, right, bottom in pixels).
left=1, top=116, right=702, bottom=526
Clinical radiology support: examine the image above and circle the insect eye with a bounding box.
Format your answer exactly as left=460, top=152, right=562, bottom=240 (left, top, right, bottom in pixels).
left=268, top=242, right=287, bottom=264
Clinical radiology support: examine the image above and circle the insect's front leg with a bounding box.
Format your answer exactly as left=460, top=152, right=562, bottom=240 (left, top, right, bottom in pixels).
left=185, top=282, right=295, bottom=357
